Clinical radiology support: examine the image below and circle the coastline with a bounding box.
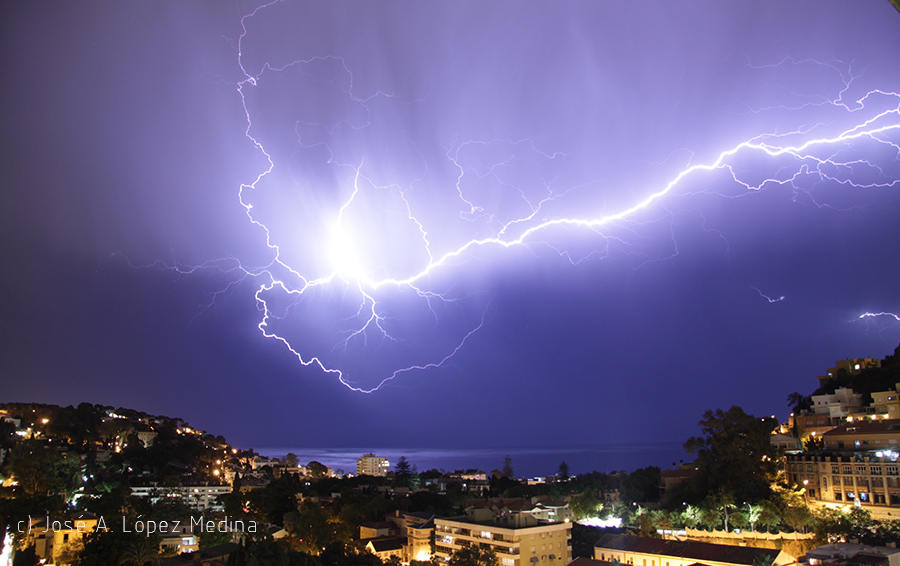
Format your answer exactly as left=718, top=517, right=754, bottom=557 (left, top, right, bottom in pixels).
left=255, top=442, right=688, bottom=478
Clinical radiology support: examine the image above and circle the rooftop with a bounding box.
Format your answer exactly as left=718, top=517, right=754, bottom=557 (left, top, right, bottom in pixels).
left=596, top=534, right=783, bottom=566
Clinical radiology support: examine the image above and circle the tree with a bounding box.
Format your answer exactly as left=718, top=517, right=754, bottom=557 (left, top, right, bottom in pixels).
left=6, top=439, right=80, bottom=496
left=684, top=406, right=779, bottom=503
left=703, top=488, right=736, bottom=532
left=681, top=505, right=702, bottom=529
left=501, top=456, right=515, bottom=479
left=449, top=543, right=496, bottom=566
left=284, top=453, right=299, bottom=468
left=569, top=491, right=602, bottom=520
left=786, top=392, right=812, bottom=413
left=395, top=456, right=412, bottom=483
left=557, top=462, right=570, bottom=481
left=120, top=537, right=160, bottom=565
left=621, top=467, right=661, bottom=504
left=307, top=461, right=328, bottom=478
left=803, top=435, right=824, bottom=452
left=744, top=503, right=762, bottom=532
left=12, top=546, right=39, bottom=566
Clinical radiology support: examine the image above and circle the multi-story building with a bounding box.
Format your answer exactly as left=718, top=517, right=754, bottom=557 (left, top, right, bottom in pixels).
left=785, top=419, right=900, bottom=519
left=384, top=511, right=436, bottom=562
left=594, top=534, right=795, bottom=566
left=821, top=419, right=900, bottom=452
left=130, top=484, right=232, bottom=512
left=357, top=454, right=390, bottom=477
left=434, top=509, right=572, bottom=566
left=871, top=387, right=900, bottom=420
left=795, top=388, right=866, bottom=436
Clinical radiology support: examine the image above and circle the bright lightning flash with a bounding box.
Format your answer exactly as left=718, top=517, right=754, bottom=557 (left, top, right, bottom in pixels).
left=167, top=4, right=900, bottom=393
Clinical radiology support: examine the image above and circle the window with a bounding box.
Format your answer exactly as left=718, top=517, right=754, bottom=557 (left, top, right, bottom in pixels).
left=872, top=466, right=882, bottom=475
left=857, top=465, right=867, bottom=475
left=806, top=464, right=814, bottom=472
left=843, top=465, right=853, bottom=475
left=887, top=465, right=899, bottom=476
left=832, top=464, right=840, bottom=474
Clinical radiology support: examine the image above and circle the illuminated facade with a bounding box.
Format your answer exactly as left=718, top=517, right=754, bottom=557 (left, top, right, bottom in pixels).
left=594, top=534, right=794, bottom=566
left=130, top=484, right=232, bottom=511
left=19, top=512, right=99, bottom=566
left=434, top=514, right=571, bottom=566
left=785, top=419, right=900, bottom=518
left=357, top=453, right=390, bottom=476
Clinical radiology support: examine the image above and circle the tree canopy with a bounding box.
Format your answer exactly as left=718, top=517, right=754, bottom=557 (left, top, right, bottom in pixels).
left=683, top=406, right=779, bottom=503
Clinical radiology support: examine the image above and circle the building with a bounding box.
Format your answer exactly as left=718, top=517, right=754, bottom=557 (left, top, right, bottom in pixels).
left=794, top=385, right=900, bottom=438
left=771, top=432, right=802, bottom=452
left=660, top=466, right=697, bottom=497
left=366, top=537, right=406, bottom=562
left=593, top=534, right=795, bottom=566
left=158, top=543, right=239, bottom=566
left=385, top=511, right=436, bottom=562
left=158, top=520, right=201, bottom=555
left=130, top=484, right=232, bottom=512
left=804, top=543, right=900, bottom=566
left=785, top=420, right=900, bottom=518
left=360, top=521, right=400, bottom=539
left=434, top=509, right=572, bottom=566
left=358, top=454, right=390, bottom=477
left=18, top=512, right=99, bottom=566
left=821, top=420, right=900, bottom=452
left=817, top=358, right=883, bottom=386
left=795, top=388, right=866, bottom=436
left=463, top=498, right=575, bottom=525
left=870, top=386, right=900, bottom=420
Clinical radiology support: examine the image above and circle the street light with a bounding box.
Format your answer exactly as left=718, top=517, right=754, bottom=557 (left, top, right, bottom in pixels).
left=802, top=480, right=809, bottom=506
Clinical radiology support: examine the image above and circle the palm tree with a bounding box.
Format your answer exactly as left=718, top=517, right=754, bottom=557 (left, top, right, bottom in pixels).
left=120, top=538, right=159, bottom=566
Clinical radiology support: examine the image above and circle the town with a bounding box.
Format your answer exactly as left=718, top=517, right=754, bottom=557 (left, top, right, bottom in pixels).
left=2, top=342, right=900, bottom=566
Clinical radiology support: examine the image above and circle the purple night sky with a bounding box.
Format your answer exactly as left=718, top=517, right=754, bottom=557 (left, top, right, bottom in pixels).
left=2, top=2, right=899, bottom=464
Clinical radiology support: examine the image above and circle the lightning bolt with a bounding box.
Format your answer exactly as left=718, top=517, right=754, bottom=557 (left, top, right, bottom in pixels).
left=162, top=4, right=900, bottom=393
left=752, top=287, right=786, bottom=304
left=860, top=312, right=900, bottom=321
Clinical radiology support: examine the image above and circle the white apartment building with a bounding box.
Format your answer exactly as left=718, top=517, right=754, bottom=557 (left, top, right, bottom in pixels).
left=357, top=454, right=390, bottom=477
left=130, top=484, right=232, bottom=511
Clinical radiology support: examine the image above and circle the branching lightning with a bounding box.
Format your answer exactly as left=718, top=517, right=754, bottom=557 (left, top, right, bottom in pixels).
left=165, top=4, right=900, bottom=393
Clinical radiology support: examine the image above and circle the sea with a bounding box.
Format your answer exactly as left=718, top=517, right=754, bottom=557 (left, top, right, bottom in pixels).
left=255, top=442, right=688, bottom=478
